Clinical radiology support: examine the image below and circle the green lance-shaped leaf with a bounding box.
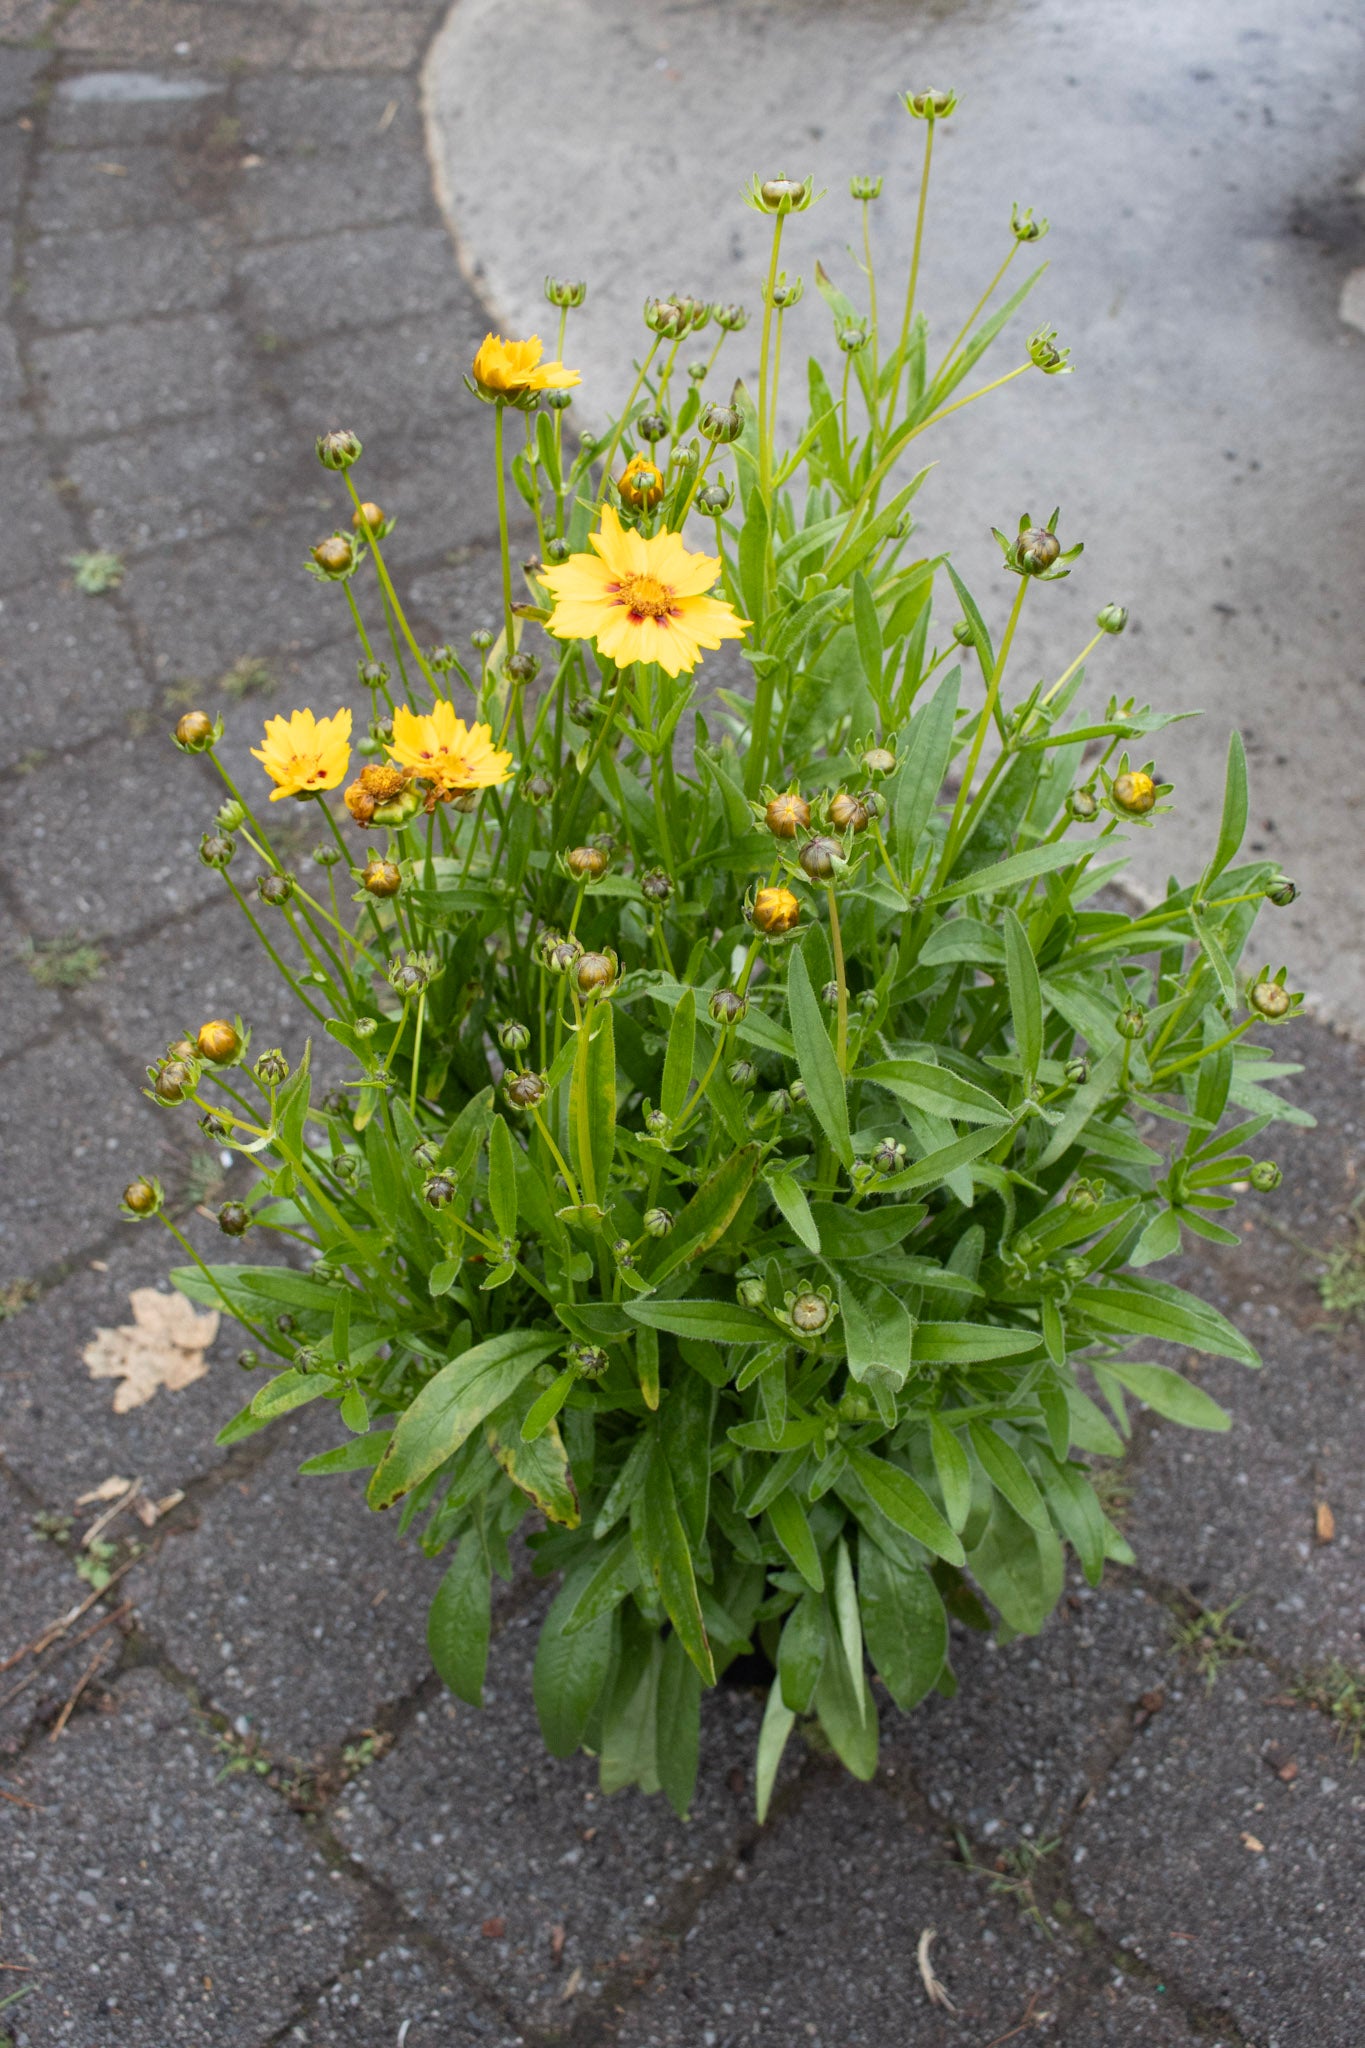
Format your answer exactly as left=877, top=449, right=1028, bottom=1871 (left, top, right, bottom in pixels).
left=660, top=985, right=696, bottom=1121
left=765, top=1166, right=821, bottom=1253
left=967, top=1492, right=1063, bottom=1636
left=778, top=1590, right=827, bottom=1713
left=570, top=999, right=617, bottom=1208
left=427, top=1526, right=492, bottom=1706
left=642, top=1144, right=760, bottom=1285
left=1204, top=728, right=1248, bottom=889
left=892, top=666, right=960, bottom=873
left=487, top=1412, right=580, bottom=1527
left=851, top=568, right=883, bottom=699
left=860, top=1058, right=1009, bottom=1125
left=968, top=1420, right=1050, bottom=1532
left=1104, top=1360, right=1231, bottom=1432
left=929, top=839, right=1094, bottom=905
left=640, top=1443, right=715, bottom=1683
left=1002, top=907, right=1044, bottom=1081
left=626, top=1297, right=773, bottom=1345
left=766, top=1486, right=825, bottom=1592
left=929, top=1415, right=972, bottom=1532
left=787, top=944, right=852, bottom=1169
left=857, top=1542, right=947, bottom=1711
left=486, top=1114, right=518, bottom=1242
left=1073, top=1276, right=1260, bottom=1367
left=845, top=1446, right=965, bottom=1565
left=533, top=1563, right=615, bottom=1758
left=755, top=1679, right=797, bottom=1823
left=367, top=1328, right=561, bottom=1508
left=657, top=1633, right=702, bottom=1821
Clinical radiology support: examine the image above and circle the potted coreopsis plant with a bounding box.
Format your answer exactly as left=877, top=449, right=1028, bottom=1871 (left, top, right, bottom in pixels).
left=124, top=94, right=1306, bottom=1819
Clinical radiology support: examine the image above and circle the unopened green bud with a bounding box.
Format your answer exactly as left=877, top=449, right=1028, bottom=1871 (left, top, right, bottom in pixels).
left=1249, top=978, right=1291, bottom=1020
left=217, top=1202, right=252, bottom=1238
left=544, top=276, right=587, bottom=309
left=257, top=872, right=294, bottom=907
left=1096, top=603, right=1128, bottom=635
left=237, top=1349, right=261, bottom=1372
left=569, top=1343, right=609, bottom=1378
left=1067, top=787, right=1099, bottom=823
left=1018, top=526, right=1062, bottom=573
left=499, top=1019, right=531, bottom=1054
left=505, top=1070, right=547, bottom=1111
left=1064, top=1055, right=1089, bottom=1086
left=121, top=1177, right=162, bottom=1218
left=698, top=480, right=733, bottom=515
left=713, top=303, right=749, bottom=332
left=904, top=87, right=958, bottom=119
left=470, top=628, right=495, bottom=653
left=1011, top=203, right=1049, bottom=243
left=1250, top=1160, right=1282, bottom=1192
left=728, top=1058, right=756, bottom=1090
left=737, top=1276, right=766, bottom=1309
left=422, top=1172, right=458, bottom=1210
left=709, top=988, right=747, bottom=1026
left=850, top=174, right=883, bottom=201
left=215, top=798, right=245, bottom=832
left=1116, top=1004, right=1147, bottom=1041
left=643, top=1207, right=673, bottom=1238
left=790, top=1290, right=831, bottom=1333
left=1266, top=877, right=1298, bottom=908
left=700, top=402, right=742, bottom=444
left=175, top=710, right=218, bottom=753
left=316, top=429, right=362, bottom=470
left=952, top=619, right=975, bottom=646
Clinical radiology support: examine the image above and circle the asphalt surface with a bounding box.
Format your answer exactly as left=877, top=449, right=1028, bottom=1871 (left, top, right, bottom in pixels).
left=0, top=4, right=1362, bottom=2044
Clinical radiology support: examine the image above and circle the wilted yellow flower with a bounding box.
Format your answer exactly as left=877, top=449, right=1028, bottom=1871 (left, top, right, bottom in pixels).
left=386, top=702, right=513, bottom=795
left=251, top=707, right=352, bottom=801
left=471, top=333, right=580, bottom=401
left=541, top=506, right=748, bottom=679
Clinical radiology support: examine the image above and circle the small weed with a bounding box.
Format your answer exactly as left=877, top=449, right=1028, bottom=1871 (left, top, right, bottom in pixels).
left=67, top=549, right=124, bottom=595
left=32, top=1509, right=73, bottom=1546
left=1090, top=1460, right=1134, bottom=1525
left=954, top=1829, right=1062, bottom=1936
left=1292, top=1660, right=1365, bottom=1761
left=1171, top=1595, right=1249, bottom=1688
left=256, top=329, right=283, bottom=355
left=12, top=748, right=47, bottom=776
left=212, top=1725, right=273, bottom=1784
left=21, top=934, right=103, bottom=989
left=0, top=1277, right=40, bottom=1322
left=163, top=676, right=202, bottom=710
left=75, top=1538, right=126, bottom=1591
left=340, top=1728, right=393, bottom=1779
left=218, top=655, right=276, bottom=700
left=1316, top=1201, right=1365, bottom=1328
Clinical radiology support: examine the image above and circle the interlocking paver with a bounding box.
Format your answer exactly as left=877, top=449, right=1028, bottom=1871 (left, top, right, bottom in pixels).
left=54, top=0, right=295, bottom=70
left=332, top=1608, right=768, bottom=2021
left=127, top=1407, right=446, bottom=1762
left=25, top=222, right=231, bottom=330
left=123, top=524, right=341, bottom=678
left=229, top=149, right=432, bottom=243
left=0, top=578, right=147, bottom=765
left=279, top=1944, right=524, bottom=2048
left=0, top=1666, right=364, bottom=2047
left=0, top=899, right=62, bottom=1059
left=67, top=409, right=300, bottom=557
left=0, top=1466, right=123, bottom=1755
left=290, top=8, right=433, bottom=74
left=45, top=68, right=227, bottom=149
left=0, top=442, right=83, bottom=594
left=27, top=143, right=201, bottom=236
left=1073, top=1666, right=1365, bottom=2048
left=237, top=223, right=468, bottom=347
left=236, top=71, right=424, bottom=155
left=30, top=311, right=245, bottom=440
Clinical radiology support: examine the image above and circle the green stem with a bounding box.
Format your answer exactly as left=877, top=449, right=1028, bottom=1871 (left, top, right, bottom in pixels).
left=493, top=400, right=517, bottom=667
left=931, top=242, right=1017, bottom=390
left=224, top=874, right=327, bottom=1023
left=158, top=1214, right=274, bottom=1348
left=410, top=989, right=426, bottom=1114
left=595, top=336, right=662, bottom=502
left=896, top=117, right=936, bottom=403
left=756, top=212, right=786, bottom=503
left=342, top=471, right=436, bottom=690
left=531, top=1103, right=581, bottom=1208
left=862, top=197, right=880, bottom=430
left=1149, top=1015, right=1256, bottom=1088
left=938, top=577, right=1029, bottom=884
left=826, top=884, right=849, bottom=1071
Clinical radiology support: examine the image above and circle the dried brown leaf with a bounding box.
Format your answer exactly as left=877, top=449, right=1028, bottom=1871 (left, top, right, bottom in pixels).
left=1315, top=1500, right=1335, bottom=1544
left=83, top=1289, right=219, bottom=1413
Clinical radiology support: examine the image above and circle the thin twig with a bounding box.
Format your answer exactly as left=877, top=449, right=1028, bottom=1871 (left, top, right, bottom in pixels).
left=0, top=1786, right=44, bottom=1811
left=916, top=1927, right=956, bottom=2011
left=0, top=1598, right=133, bottom=1712
left=49, top=1648, right=105, bottom=1742
left=981, top=1990, right=1049, bottom=2047
left=81, top=1478, right=144, bottom=1549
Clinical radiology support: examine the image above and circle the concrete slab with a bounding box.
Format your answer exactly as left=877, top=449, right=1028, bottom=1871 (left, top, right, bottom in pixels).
left=278, top=1943, right=523, bottom=2048
left=0, top=578, right=148, bottom=766
left=0, top=1468, right=123, bottom=1756
left=424, top=0, right=1365, bottom=1033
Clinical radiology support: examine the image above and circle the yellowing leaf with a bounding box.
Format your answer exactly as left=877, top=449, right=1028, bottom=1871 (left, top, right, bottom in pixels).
left=83, top=1289, right=219, bottom=1413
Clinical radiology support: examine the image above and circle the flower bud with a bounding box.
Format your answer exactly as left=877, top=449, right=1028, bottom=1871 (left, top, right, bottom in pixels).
left=358, top=659, right=391, bottom=690
left=311, top=534, right=355, bottom=577
left=504, top=1069, right=547, bottom=1111
left=1096, top=603, right=1128, bottom=635
left=215, top=798, right=245, bottom=832
left=515, top=772, right=553, bottom=810
left=1111, top=770, right=1156, bottom=816
left=196, top=1019, right=241, bottom=1065
left=388, top=956, right=433, bottom=998
left=633, top=411, right=668, bottom=445
left=362, top=857, right=402, bottom=898
left=544, top=940, right=580, bottom=979
left=576, top=951, right=617, bottom=997
left=1010, top=203, right=1049, bottom=243
left=121, top=1177, right=162, bottom=1218
left=618, top=452, right=665, bottom=512
left=698, top=480, right=733, bottom=515
left=1067, top=1176, right=1104, bottom=1215
left=850, top=174, right=883, bottom=201
left=175, top=710, right=217, bottom=753
left=1249, top=979, right=1291, bottom=1020
left=737, top=1276, right=766, bottom=1309
left=350, top=501, right=385, bottom=535
left=316, top=429, right=362, bottom=470
left=872, top=1138, right=907, bottom=1176
left=770, top=276, right=804, bottom=311
left=862, top=745, right=896, bottom=777
left=1116, top=1004, right=1147, bottom=1041
left=645, top=1106, right=672, bottom=1136
left=1064, top=1055, right=1089, bottom=1086
left=275, top=1312, right=296, bottom=1334
left=1027, top=326, right=1071, bottom=376
left=254, top=1048, right=290, bottom=1087
left=952, top=619, right=975, bottom=647
left=353, top=1018, right=378, bottom=1039
left=753, top=174, right=813, bottom=214
left=498, top=1020, right=531, bottom=1055
left=728, top=1058, right=756, bottom=1090
left=799, top=835, right=843, bottom=881
left=904, top=87, right=958, bottom=119
left=504, top=649, right=541, bottom=689
left=829, top=791, right=871, bottom=834
left=217, top=1201, right=252, bottom=1237
left=293, top=1344, right=323, bottom=1375
left=257, top=872, right=294, bottom=907
left=767, top=1088, right=792, bottom=1118
left=470, top=627, right=495, bottom=653
left=790, top=1290, right=831, bottom=1333
left=566, top=845, right=609, bottom=882
left=752, top=885, right=800, bottom=937
left=709, top=988, right=747, bottom=1026
left=545, top=276, right=587, bottom=309
left=714, top=303, right=749, bottom=332
left=569, top=1343, right=609, bottom=1379
left=154, top=1059, right=196, bottom=1104
left=1066, top=787, right=1099, bottom=824
left=427, top=643, right=459, bottom=674
left=699, top=402, right=742, bottom=445
left=418, top=1171, right=455, bottom=1210
left=765, top=791, right=810, bottom=839
left=1018, top=526, right=1062, bottom=574
left=1250, top=1160, right=1282, bottom=1192
left=788, top=1079, right=808, bottom=1106
left=630, top=869, right=671, bottom=910
left=643, top=1207, right=673, bottom=1239
left=837, top=320, right=869, bottom=353
left=237, top=1349, right=261, bottom=1372
left=1266, top=876, right=1298, bottom=908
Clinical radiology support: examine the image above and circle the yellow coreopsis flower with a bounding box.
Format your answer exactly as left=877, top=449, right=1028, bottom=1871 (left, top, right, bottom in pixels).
left=541, top=506, right=748, bottom=680
left=471, top=333, right=580, bottom=402
left=386, top=702, right=514, bottom=795
left=251, top=707, right=352, bottom=801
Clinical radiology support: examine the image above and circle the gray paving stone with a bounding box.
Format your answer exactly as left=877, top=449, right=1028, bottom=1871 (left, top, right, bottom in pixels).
left=614, top=1770, right=1062, bottom=2048
left=67, top=408, right=300, bottom=558
left=25, top=222, right=232, bottom=330
left=885, top=1579, right=1181, bottom=1851
left=0, top=1214, right=285, bottom=1506
left=0, top=578, right=147, bottom=766
left=1073, top=1666, right=1365, bottom=2048
left=279, top=1943, right=522, bottom=2048
left=0, top=0, right=57, bottom=39
left=0, top=45, right=45, bottom=120
left=278, top=311, right=488, bottom=466
left=289, top=8, right=432, bottom=74
left=30, top=311, right=244, bottom=440
left=229, top=147, right=431, bottom=243
left=54, top=0, right=296, bottom=71
left=46, top=70, right=227, bottom=149
left=127, top=1407, right=446, bottom=1764
left=0, top=1027, right=170, bottom=1277
left=124, top=526, right=336, bottom=678
left=0, top=443, right=83, bottom=594
left=0, top=735, right=219, bottom=943
left=0, top=1666, right=363, bottom=2047
left=236, top=72, right=424, bottom=157
left=0, top=316, right=26, bottom=421
left=27, top=144, right=199, bottom=236
left=0, top=122, right=26, bottom=216
left=0, top=899, right=62, bottom=1059
left=0, top=1466, right=123, bottom=1755
left=332, top=1607, right=767, bottom=2020
left=237, top=224, right=467, bottom=348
